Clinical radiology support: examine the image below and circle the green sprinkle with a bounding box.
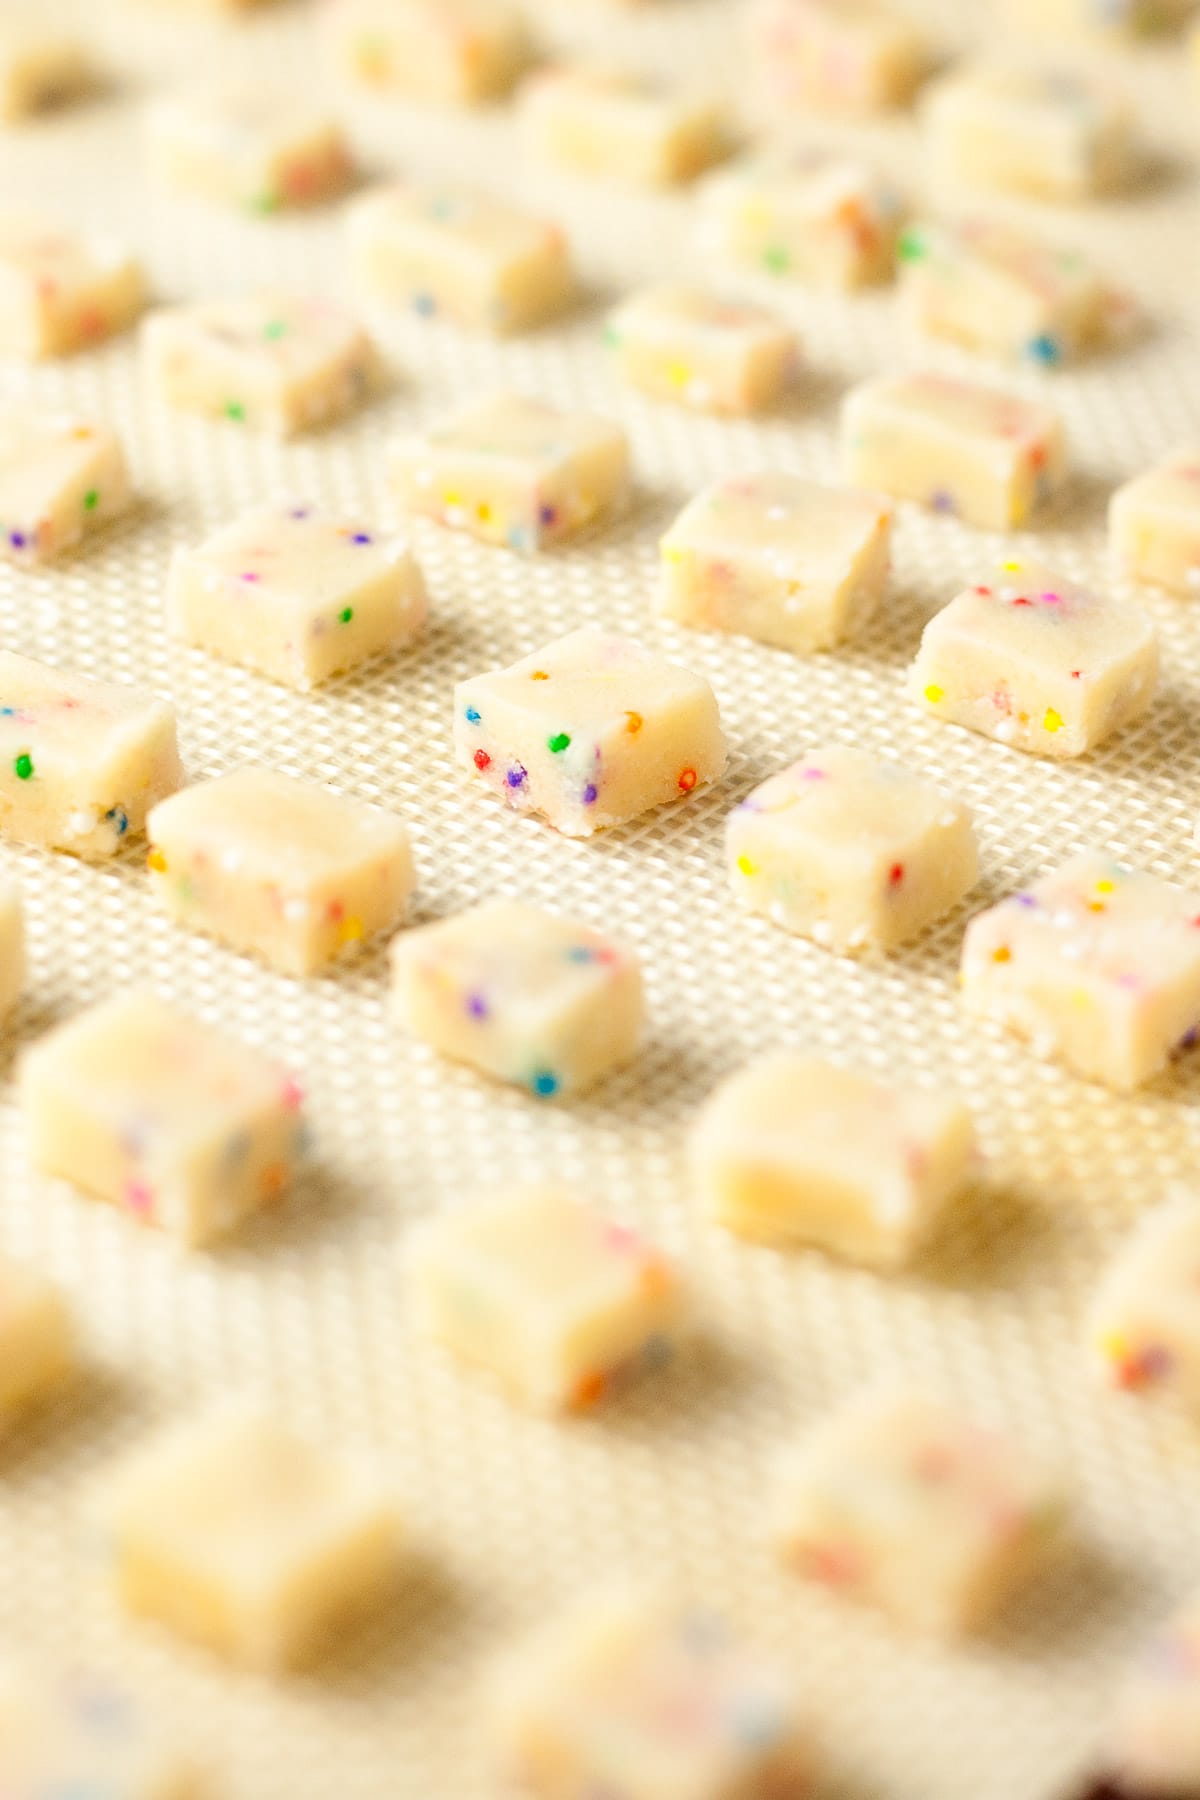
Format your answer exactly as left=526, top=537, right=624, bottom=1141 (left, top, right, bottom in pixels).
left=225, top=401, right=246, bottom=423
left=339, top=606, right=354, bottom=624
left=83, top=489, right=99, bottom=511
left=897, top=229, right=926, bottom=263
left=547, top=732, right=571, bottom=754
left=263, top=319, right=287, bottom=340
left=602, top=324, right=622, bottom=348
left=13, top=753, right=33, bottom=781
left=252, top=193, right=280, bottom=216
left=763, top=244, right=790, bottom=275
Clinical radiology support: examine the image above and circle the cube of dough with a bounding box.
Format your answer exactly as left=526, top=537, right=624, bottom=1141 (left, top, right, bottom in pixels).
left=0, top=1667, right=202, bottom=1798
left=773, top=1389, right=1066, bottom=1634
left=746, top=0, right=926, bottom=116
left=1110, top=449, right=1200, bottom=596
left=489, top=1594, right=814, bottom=1797
left=0, top=412, right=132, bottom=567
left=0, top=882, right=24, bottom=1025
left=922, top=63, right=1134, bottom=202
left=0, top=216, right=143, bottom=360
left=960, top=853, right=1200, bottom=1090
left=166, top=503, right=427, bottom=690
left=19, top=992, right=307, bottom=1247
left=391, top=392, right=630, bottom=553
left=347, top=181, right=574, bottom=335
left=658, top=475, right=893, bottom=653
left=910, top=559, right=1158, bottom=758
left=0, top=651, right=182, bottom=859
left=692, top=1054, right=975, bottom=1265
left=455, top=627, right=727, bottom=836
left=327, top=0, right=529, bottom=103
left=1100, top=1592, right=1200, bottom=1796
left=410, top=1185, right=687, bottom=1410
left=727, top=748, right=978, bottom=954
left=0, top=29, right=89, bottom=121
left=142, top=293, right=381, bottom=437
left=147, top=770, right=416, bottom=976
left=699, top=147, right=905, bottom=290
left=391, top=899, right=643, bottom=1098
left=898, top=217, right=1127, bottom=367
left=147, top=81, right=353, bottom=215
left=0, top=1258, right=73, bottom=1429
left=1090, top=1198, right=1200, bottom=1408
left=841, top=371, right=1068, bottom=529
left=94, top=1408, right=401, bottom=1669
left=605, top=286, right=798, bottom=416
left=519, top=65, right=729, bottom=187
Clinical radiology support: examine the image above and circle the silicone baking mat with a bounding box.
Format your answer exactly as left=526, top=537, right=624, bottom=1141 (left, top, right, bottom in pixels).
left=2, top=2, right=1200, bottom=1795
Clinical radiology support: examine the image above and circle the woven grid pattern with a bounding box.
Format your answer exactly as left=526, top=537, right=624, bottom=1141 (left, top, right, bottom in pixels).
left=3, top=2, right=1200, bottom=1795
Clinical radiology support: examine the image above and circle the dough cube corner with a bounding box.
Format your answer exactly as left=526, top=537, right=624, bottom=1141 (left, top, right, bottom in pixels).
left=1110, top=448, right=1200, bottom=596
left=391, top=897, right=643, bottom=1098
left=0, top=28, right=90, bottom=121
left=0, top=880, right=24, bottom=1024
left=0, top=411, right=132, bottom=567
left=20, top=991, right=308, bottom=1246
left=960, top=853, right=1200, bottom=1089
left=0, top=1666, right=203, bottom=1797
left=772, top=1388, right=1066, bottom=1634
left=923, top=62, right=1133, bottom=201
left=606, top=285, right=798, bottom=415
left=699, top=145, right=905, bottom=289
left=692, top=1053, right=976, bottom=1266
left=0, top=1257, right=74, bottom=1430
left=747, top=0, right=926, bottom=116
left=454, top=627, right=726, bottom=835
left=1089, top=1199, right=1200, bottom=1410
left=328, top=0, right=529, bottom=103
left=520, top=64, right=729, bottom=186
left=1098, top=1590, right=1200, bottom=1797
left=0, top=214, right=143, bottom=360
left=148, top=80, right=353, bottom=214
left=410, top=1185, right=687, bottom=1410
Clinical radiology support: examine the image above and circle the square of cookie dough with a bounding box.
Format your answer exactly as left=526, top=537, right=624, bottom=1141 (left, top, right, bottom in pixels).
left=960, top=853, right=1200, bottom=1089
left=327, top=0, right=529, bottom=103
left=520, top=65, right=729, bottom=186
left=0, top=215, right=143, bottom=360
left=898, top=217, right=1127, bottom=366
left=1088, top=1198, right=1200, bottom=1409
left=94, top=1408, right=401, bottom=1669
left=692, top=1053, right=975, bottom=1265
left=147, top=81, right=353, bottom=214
left=772, top=1388, right=1066, bottom=1634
left=391, top=898, right=643, bottom=1099
left=455, top=627, right=727, bottom=836
left=19, top=992, right=307, bottom=1247
left=142, top=293, right=381, bottom=436
left=0, top=28, right=90, bottom=121
left=699, top=146, right=905, bottom=289
left=0, top=882, right=23, bottom=1024
left=347, top=180, right=574, bottom=334
left=391, top=392, right=630, bottom=552
left=606, top=285, right=798, bottom=415
left=409, top=1185, right=687, bottom=1411
left=0, top=1257, right=73, bottom=1430
left=147, top=769, right=416, bottom=976
left=1097, top=1591, right=1200, bottom=1796
left=1110, top=448, right=1200, bottom=596
left=166, top=503, right=426, bottom=690
left=0, top=651, right=181, bottom=859
left=841, top=371, right=1068, bottom=528
left=911, top=559, right=1158, bottom=758
left=0, top=412, right=132, bottom=567
left=659, top=475, right=892, bottom=653
left=489, top=1594, right=814, bottom=1796
left=746, top=0, right=926, bottom=116
left=0, top=1668, right=202, bottom=1798
left=922, top=63, right=1133, bottom=202
left=727, top=747, right=978, bottom=953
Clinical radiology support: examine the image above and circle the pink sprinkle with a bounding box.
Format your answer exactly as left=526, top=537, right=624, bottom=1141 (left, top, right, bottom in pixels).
left=801, top=766, right=825, bottom=781
left=605, top=1223, right=639, bottom=1254
left=240, top=571, right=261, bottom=583
left=124, top=1179, right=154, bottom=1217
left=281, top=1075, right=305, bottom=1111
left=1040, top=591, right=1061, bottom=605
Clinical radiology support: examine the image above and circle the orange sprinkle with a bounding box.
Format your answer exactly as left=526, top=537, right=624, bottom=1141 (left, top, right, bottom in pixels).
left=261, top=1162, right=288, bottom=1199
left=147, top=849, right=168, bottom=874
left=678, top=767, right=698, bottom=793
left=531, top=670, right=549, bottom=681
left=571, top=1371, right=607, bottom=1410
left=624, top=711, right=643, bottom=734
left=639, top=1258, right=673, bottom=1299
left=992, top=946, right=1011, bottom=963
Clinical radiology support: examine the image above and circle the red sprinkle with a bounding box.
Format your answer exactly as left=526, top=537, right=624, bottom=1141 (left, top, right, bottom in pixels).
left=678, top=767, right=698, bottom=793
left=889, top=863, right=904, bottom=886
left=473, top=749, right=491, bottom=771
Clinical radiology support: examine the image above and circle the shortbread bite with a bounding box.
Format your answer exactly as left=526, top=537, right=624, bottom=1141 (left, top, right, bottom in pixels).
left=898, top=217, right=1126, bottom=366
left=455, top=627, right=726, bottom=836
left=772, top=1388, right=1066, bottom=1634
left=747, top=0, right=925, bottom=115
left=728, top=748, right=978, bottom=953
left=410, top=1185, right=687, bottom=1411
left=606, top=286, right=798, bottom=416
left=923, top=63, right=1133, bottom=202
left=0, top=215, right=143, bottom=360
left=0, top=652, right=182, bottom=859
left=1110, top=449, right=1200, bottom=595
left=490, top=1594, right=814, bottom=1796
left=391, top=899, right=643, bottom=1098
left=348, top=181, right=573, bottom=334
left=911, top=560, right=1158, bottom=758
left=148, top=81, right=353, bottom=214
left=94, top=1408, right=401, bottom=1669
left=659, top=475, right=892, bottom=653
left=1097, top=1591, right=1200, bottom=1795
left=1088, top=1198, right=1200, bottom=1409
left=0, top=883, right=23, bottom=1024
left=0, top=28, right=89, bottom=121
left=328, top=0, right=528, bottom=103
left=143, top=293, right=381, bottom=436
left=842, top=371, right=1067, bottom=529
left=0, top=412, right=131, bottom=567
left=699, top=147, right=905, bottom=289
left=147, top=770, right=416, bottom=976
left=960, top=853, right=1200, bottom=1090
left=392, top=392, right=630, bottom=552
left=0, top=1667, right=202, bottom=1798
left=0, top=1258, right=73, bottom=1429
left=166, top=503, right=427, bottom=690
left=520, top=65, right=729, bottom=186
left=693, top=1054, right=975, bottom=1265
left=20, top=992, right=307, bottom=1247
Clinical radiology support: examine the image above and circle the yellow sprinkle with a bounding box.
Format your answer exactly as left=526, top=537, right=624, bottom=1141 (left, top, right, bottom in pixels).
left=477, top=502, right=492, bottom=524
left=1096, top=878, right=1114, bottom=894
left=147, top=849, right=168, bottom=873
left=443, top=490, right=462, bottom=508
left=666, top=360, right=692, bottom=388
left=1002, top=559, right=1022, bottom=571
left=736, top=854, right=757, bottom=877
left=924, top=684, right=944, bottom=704
left=1099, top=1332, right=1129, bottom=1363
left=661, top=545, right=686, bottom=564
left=340, top=916, right=365, bottom=945
left=1043, top=707, right=1064, bottom=733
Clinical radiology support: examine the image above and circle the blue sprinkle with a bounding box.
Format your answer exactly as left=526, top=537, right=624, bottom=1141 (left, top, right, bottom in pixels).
left=1027, top=333, right=1062, bottom=366
left=0, top=707, right=13, bottom=717
left=531, top=1070, right=560, bottom=1098
left=413, top=293, right=437, bottom=317
left=582, top=783, right=598, bottom=804
left=464, top=706, right=481, bottom=724
left=565, top=946, right=595, bottom=964
left=104, top=805, right=129, bottom=837
left=930, top=490, right=957, bottom=515
left=506, top=764, right=527, bottom=789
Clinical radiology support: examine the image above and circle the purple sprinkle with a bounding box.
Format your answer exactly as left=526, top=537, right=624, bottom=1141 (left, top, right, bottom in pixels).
left=583, top=783, right=598, bottom=804
left=465, top=992, right=489, bottom=1020
left=290, top=506, right=310, bottom=520
left=506, top=764, right=527, bottom=789
left=9, top=531, right=26, bottom=549
left=1014, top=892, right=1038, bottom=908
left=1180, top=1024, right=1200, bottom=1050
left=930, top=490, right=957, bottom=515
left=352, top=531, right=372, bottom=545
left=540, top=504, right=557, bottom=527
